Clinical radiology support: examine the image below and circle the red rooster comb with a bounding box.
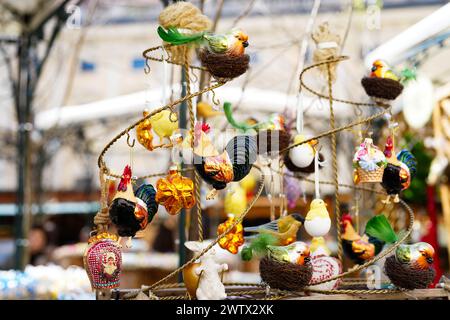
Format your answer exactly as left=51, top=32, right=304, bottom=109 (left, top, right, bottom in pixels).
left=194, top=122, right=210, bottom=133
left=194, top=122, right=211, bottom=147
left=341, top=213, right=353, bottom=224
left=118, top=165, right=132, bottom=192
left=384, top=136, right=394, bottom=158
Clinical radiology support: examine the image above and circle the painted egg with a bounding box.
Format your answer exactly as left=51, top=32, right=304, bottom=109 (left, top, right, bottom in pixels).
left=308, top=254, right=342, bottom=290
left=305, top=217, right=331, bottom=238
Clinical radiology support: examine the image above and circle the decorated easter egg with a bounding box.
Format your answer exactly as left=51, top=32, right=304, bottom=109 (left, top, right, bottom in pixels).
left=83, top=235, right=122, bottom=290
left=308, top=254, right=342, bottom=290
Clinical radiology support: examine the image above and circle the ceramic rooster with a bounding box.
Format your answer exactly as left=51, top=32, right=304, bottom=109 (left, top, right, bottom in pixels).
left=157, top=27, right=249, bottom=56
left=190, top=122, right=257, bottom=199
left=109, top=166, right=159, bottom=245
left=341, top=214, right=394, bottom=264
left=381, top=135, right=417, bottom=204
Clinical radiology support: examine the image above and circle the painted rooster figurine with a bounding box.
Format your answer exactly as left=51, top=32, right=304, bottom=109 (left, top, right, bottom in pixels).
left=341, top=214, right=389, bottom=264
left=342, top=214, right=402, bottom=265
left=381, top=135, right=417, bottom=203
left=190, top=122, right=257, bottom=199
left=109, top=165, right=158, bottom=245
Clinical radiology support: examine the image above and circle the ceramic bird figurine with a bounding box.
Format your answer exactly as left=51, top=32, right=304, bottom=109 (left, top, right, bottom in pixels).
left=148, top=109, right=179, bottom=149
left=244, top=213, right=305, bottom=246
left=370, top=60, right=399, bottom=81
left=224, top=101, right=284, bottom=132
left=197, top=101, right=223, bottom=118
left=395, top=242, right=435, bottom=269
left=304, top=199, right=331, bottom=238
left=157, top=26, right=249, bottom=56
left=267, top=241, right=311, bottom=266
left=385, top=241, right=436, bottom=289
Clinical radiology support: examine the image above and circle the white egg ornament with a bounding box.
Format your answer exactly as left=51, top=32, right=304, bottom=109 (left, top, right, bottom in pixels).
left=289, top=135, right=315, bottom=168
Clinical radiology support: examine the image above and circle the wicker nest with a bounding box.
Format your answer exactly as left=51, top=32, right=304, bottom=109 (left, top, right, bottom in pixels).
left=361, top=77, right=403, bottom=100
left=260, top=257, right=313, bottom=291
left=199, top=49, right=250, bottom=82
left=384, top=256, right=435, bottom=290
left=256, top=129, right=290, bottom=156
left=284, top=152, right=324, bottom=174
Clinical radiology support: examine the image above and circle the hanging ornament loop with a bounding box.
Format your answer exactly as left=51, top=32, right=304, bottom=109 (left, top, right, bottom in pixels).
left=126, top=131, right=136, bottom=148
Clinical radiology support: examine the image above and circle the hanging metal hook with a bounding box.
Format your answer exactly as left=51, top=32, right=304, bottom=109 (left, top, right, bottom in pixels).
left=144, top=58, right=151, bottom=74
left=189, top=70, right=199, bottom=84
left=211, top=89, right=220, bottom=106
left=161, top=46, right=170, bottom=61
left=126, top=131, right=135, bottom=147
left=168, top=107, right=178, bottom=123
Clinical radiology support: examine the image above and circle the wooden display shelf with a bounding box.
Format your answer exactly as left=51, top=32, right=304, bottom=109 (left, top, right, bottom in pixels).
left=110, top=286, right=449, bottom=300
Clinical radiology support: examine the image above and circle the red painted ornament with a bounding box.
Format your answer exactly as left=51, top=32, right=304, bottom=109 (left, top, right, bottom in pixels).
left=84, top=234, right=122, bottom=290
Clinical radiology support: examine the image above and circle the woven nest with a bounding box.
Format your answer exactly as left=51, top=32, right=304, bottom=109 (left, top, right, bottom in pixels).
left=199, top=49, right=250, bottom=82
left=361, top=77, right=403, bottom=100
left=260, top=257, right=312, bottom=291
left=256, top=129, right=290, bottom=156
left=284, top=152, right=324, bottom=174
left=384, top=256, right=435, bottom=290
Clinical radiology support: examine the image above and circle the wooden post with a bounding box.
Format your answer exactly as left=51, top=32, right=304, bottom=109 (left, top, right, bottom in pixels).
left=432, top=98, right=450, bottom=268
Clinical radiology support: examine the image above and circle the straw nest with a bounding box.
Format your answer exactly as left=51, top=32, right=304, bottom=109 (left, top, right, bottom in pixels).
left=384, top=255, right=435, bottom=290
left=260, top=257, right=312, bottom=291
left=361, top=77, right=403, bottom=100
left=199, top=49, right=250, bottom=82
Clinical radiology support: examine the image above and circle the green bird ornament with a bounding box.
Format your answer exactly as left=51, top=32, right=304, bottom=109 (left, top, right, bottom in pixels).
left=157, top=26, right=249, bottom=56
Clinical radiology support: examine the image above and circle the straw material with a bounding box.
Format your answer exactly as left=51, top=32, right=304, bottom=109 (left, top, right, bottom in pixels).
left=361, top=77, right=403, bottom=100
left=356, top=166, right=384, bottom=183
left=260, top=257, right=312, bottom=291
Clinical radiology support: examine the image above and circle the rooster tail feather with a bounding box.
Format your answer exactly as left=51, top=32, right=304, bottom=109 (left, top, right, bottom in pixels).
left=365, top=215, right=398, bottom=244
left=225, top=135, right=257, bottom=181
left=397, top=149, right=417, bottom=178
left=135, top=184, right=158, bottom=220
left=157, top=26, right=204, bottom=45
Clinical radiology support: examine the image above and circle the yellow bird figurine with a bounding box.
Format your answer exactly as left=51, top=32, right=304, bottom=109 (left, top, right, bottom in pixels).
left=370, top=60, right=399, bottom=81
left=197, top=101, right=223, bottom=119
left=244, top=213, right=305, bottom=246
left=304, top=199, right=331, bottom=238
left=149, top=109, right=179, bottom=148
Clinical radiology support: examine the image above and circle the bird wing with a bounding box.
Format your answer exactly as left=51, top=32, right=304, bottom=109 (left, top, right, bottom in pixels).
left=204, top=34, right=228, bottom=53
left=244, top=220, right=279, bottom=233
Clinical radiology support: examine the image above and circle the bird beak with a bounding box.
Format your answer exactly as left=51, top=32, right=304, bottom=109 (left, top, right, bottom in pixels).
left=371, top=66, right=377, bottom=72
left=426, top=257, right=433, bottom=264
left=242, top=41, right=249, bottom=48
